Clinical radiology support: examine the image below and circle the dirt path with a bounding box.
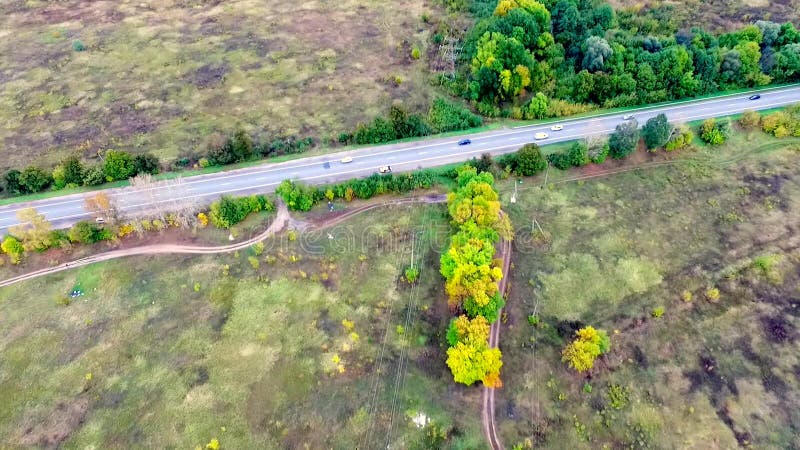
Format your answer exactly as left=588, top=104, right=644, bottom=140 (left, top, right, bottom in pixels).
left=0, top=195, right=448, bottom=288
left=0, top=202, right=291, bottom=288
left=482, top=234, right=512, bottom=450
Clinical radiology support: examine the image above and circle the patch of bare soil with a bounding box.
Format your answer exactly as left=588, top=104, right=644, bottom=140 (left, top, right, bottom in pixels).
left=18, top=396, right=90, bottom=448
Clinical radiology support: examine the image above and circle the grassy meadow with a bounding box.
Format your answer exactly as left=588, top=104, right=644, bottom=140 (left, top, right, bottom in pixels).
left=0, top=203, right=494, bottom=449
left=0, top=0, right=452, bottom=170
left=494, top=133, right=800, bottom=448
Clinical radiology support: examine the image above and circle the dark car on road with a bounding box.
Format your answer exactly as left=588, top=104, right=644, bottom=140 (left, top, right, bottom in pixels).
left=458, top=139, right=472, bottom=146
left=749, top=94, right=761, bottom=100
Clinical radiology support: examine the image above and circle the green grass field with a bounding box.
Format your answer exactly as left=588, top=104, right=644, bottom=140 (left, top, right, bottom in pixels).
left=0, top=203, right=495, bottom=449
left=0, top=0, right=454, bottom=170
left=494, top=133, right=800, bottom=448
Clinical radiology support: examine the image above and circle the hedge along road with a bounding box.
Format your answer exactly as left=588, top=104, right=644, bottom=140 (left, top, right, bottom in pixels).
left=1, top=84, right=799, bottom=234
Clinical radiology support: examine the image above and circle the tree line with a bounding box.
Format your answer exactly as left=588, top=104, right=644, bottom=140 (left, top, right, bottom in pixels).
left=338, top=99, right=482, bottom=146
left=440, top=166, right=513, bottom=387
left=450, top=0, right=800, bottom=118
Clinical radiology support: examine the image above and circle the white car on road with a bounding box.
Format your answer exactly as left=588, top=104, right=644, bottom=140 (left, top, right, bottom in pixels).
left=535, top=132, right=549, bottom=140
left=341, top=156, right=353, bottom=163
left=550, top=124, right=563, bottom=131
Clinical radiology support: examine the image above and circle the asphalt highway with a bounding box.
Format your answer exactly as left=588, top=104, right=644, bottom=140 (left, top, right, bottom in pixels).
left=1, top=85, right=799, bottom=232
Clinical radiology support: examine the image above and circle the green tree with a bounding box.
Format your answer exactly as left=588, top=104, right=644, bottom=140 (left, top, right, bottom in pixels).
left=62, top=156, right=85, bottom=186
left=567, top=141, right=589, bottom=166
left=470, top=32, right=534, bottom=102
left=231, top=129, right=254, bottom=162
left=608, top=120, right=639, bottom=159
left=1, top=236, right=24, bottom=264
left=19, top=166, right=53, bottom=193
left=82, top=165, right=106, bottom=186
left=276, top=180, right=317, bottom=212
left=3, top=169, right=23, bottom=194
left=525, top=92, right=549, bottom=119
left=103, top=150, right=135, bottom=181
left=582, top=36, right=612, bottom=72
left=515, top=143, right=547, bottom=175
left=133, top=153, right=160, bottom=175
left=464, top=292, right=506, bottom=323
left=642, top=113, right=672, bottom=150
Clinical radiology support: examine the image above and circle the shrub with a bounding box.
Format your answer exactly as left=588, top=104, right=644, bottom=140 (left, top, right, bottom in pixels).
left=412, top=46, right=421, bottom=59
left=587, top=140, right=609, bottom=163
left=52, top=165, right=67, bottom=190
left=515, top=143, right=547, bottom=175
left=547, top=151, right=572, bottom=170
left=427, top=98, right=482, bottom=133
left=609, top=120, right=640, bottom=159
left=665, top=127, right=694, bottom=152
left=607, top=384, right=629, bottom=410
left=72, top=39, right=86, bottom=52
left=3, top=169, right=23, bottom=194
left=567, top=141, right=590, bottom=167
left=404, top=266, right=420, bottom=283
left=642, top=113, right=672, bottom=150
left=562, top=326, right=611, bottom=373
left=651, top=306, right=665, bottom=318
left=700, top=118, right=731, bottom=145
left=1, top=236, right=24, bottom=264
left=209, top=195, right=271, bottom=228
left=546, top=99, right=594, bottom=117
left=525, top=92, right=549, bottom=120
left=68, top=221, right=112, bottom=244
left=248, top=256, right=260, bottom=269
left=739, top=110, right=761, bottom=129
left=61, top=156, right=84, bottom=186
left=197, top=212, right=209, bottom=227
left=19, top=166, right=52, bottom=193
left=252, top=241, right=265, bottom=256
left=133, top=153, right=160, bottom=175
left=82, top=165, right=106, bottom=186
left=705, top=287, right=721, bottom=302
left=103, top=150, right=135, bottom=181
left=276, top=180, right=317, bottom=211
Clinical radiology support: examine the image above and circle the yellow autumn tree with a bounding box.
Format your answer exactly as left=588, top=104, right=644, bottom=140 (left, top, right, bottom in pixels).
left=562, top=326, right=611, bottom=373
left=10, top=208, right=53, bottom=251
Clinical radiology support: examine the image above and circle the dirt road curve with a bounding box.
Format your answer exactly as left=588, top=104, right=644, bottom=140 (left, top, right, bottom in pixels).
left=482, top=235, right=512, bottom=450
left=0, top=195, right=448, bottom=289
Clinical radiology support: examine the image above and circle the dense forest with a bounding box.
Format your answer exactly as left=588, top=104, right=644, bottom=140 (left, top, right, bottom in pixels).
left=442, top=0, right=800, bottom=118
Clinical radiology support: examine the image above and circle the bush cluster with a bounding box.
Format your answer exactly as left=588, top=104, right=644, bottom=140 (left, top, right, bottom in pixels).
left=209, top=194, right=274, bottom=229
left=276, top=169, right=441, bottom=211
left=341, top=100, right=481, bottom=146
left=761, top=104, right=800, bottom=137
left=700, top=118, right=732, bottom=145
left=2, top=151, right=160, bottom=195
